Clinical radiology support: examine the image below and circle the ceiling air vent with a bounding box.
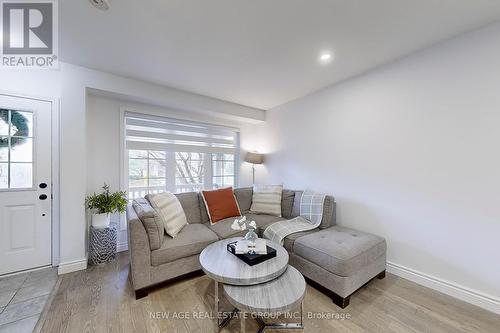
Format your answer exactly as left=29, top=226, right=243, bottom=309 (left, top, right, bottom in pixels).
left=89, top=0, right=110, bottom=11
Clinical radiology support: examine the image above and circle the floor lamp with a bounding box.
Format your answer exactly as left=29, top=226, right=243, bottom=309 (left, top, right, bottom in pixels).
left=244, top=152, right=264, bottom=185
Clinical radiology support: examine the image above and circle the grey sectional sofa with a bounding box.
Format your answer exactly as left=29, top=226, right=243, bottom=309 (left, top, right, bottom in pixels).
left=126, top=187, right=387, bottom=308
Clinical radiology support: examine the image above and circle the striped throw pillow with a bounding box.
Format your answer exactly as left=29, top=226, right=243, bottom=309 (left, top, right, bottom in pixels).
left=146, top=192, right=188, bottom=238
left=250, top=184, right=283, bottom=217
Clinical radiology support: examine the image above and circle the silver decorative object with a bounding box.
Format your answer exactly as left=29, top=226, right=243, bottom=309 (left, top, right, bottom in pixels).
left=244, top=229, right=258, bottom=246
left=89, top=223, right=117, bottom=265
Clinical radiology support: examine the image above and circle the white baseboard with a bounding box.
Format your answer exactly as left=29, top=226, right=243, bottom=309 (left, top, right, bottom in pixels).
left=117, top=242, right=128, bottom=252
left=387, top=262, right=500, bottom=315
left=58, top=258, right=87, bottom=275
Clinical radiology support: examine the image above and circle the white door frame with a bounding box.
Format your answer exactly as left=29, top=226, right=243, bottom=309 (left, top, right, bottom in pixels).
left=0, top=91, right=60, bottom=268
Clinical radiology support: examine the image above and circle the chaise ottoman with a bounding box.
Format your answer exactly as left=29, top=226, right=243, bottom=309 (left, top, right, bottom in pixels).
left=288, top=225, right=387, bottom=308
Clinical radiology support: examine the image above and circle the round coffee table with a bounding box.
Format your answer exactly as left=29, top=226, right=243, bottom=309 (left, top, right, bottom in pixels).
left=224, top=265, right=306, bottom=333
left=200, top=237, right=289, bottom=285
left=199, top=237, right=291, bottom=331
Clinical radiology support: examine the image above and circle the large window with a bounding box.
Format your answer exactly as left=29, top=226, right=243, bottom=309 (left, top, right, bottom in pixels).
left=124, top=112, right=239, bottom=199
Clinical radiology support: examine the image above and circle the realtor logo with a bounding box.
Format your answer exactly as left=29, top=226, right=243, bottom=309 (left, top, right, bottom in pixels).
left=1, top=0, right=58, bottom=68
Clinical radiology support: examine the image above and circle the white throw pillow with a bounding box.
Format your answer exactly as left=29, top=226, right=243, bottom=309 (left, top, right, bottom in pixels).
left=250, top=184, right=283, bottom=217
left=146, top=192, right=188, bottom=238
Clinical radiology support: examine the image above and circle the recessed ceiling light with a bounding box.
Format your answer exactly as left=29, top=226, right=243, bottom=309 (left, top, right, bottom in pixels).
left=319, top=52, right=333, bottom=64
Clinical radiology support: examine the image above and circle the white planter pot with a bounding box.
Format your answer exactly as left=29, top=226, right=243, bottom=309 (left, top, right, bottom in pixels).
left=92, top=213, right=110, bottom=229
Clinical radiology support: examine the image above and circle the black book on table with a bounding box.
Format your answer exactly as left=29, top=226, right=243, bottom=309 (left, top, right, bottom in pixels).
left=226, top=241, right=277, bottom=266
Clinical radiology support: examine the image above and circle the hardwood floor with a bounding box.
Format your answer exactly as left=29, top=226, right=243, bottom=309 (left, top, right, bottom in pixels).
left=40, top=252, right=500, bottom=333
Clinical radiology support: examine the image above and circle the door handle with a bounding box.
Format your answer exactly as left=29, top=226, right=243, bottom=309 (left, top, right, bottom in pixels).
left=39, top=194, right=48, bottom=200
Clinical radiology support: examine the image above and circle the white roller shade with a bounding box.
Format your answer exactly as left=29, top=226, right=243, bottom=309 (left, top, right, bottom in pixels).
left=125, top=112, right=239, bottom=154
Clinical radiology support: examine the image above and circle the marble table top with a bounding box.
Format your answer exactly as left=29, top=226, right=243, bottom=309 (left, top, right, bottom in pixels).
left=223, top=265, right=306, bottom=313
left=199, top=237, right=289, bottom=286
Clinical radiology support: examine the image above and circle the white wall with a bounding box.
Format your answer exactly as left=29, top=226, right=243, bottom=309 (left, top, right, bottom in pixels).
left=0, top=70, right=61, bottom=98
left=239, top=126, right=271, bottom=187
left=247, top=22, right=500, bottom=313
left=86, top=95, right=125, bottom=248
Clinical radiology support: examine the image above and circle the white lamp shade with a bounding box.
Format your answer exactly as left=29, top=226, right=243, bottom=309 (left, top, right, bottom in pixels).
left=245, top=152, right=264, bottom=164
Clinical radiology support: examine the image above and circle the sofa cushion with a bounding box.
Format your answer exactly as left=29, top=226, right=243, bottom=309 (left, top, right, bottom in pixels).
left=320, top=195, right=336, bottom=229
left=234, top=187, right=253, bottom=213
left=250, top=184, right=283, bottom=217
left=293, top=226, right=386, bottom=277
left=290, top=190, right=303, bottom=218
left=151, top=224, right=218, bottom=266
left=244, top=213, right=285, bottom=235
left=132, top=198, right=165, bottom=251
left=283, top=229, right=319, bottom=252
left=175, top=192, right=202, bottom=223
left=199, top=193, right=210, bottom=224
left=281, top=190, right=296, bottom=218
left=200, top=188, right=253, bottom=223
left=205, top=218, right=246, bottom=239
left=201, top=187, right=242, bottom=223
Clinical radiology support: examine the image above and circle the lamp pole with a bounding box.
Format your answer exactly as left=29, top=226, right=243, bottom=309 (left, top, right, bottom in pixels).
left=252, top=164, right=256, bottom=185
left=244, top=152, right=264, bottom=186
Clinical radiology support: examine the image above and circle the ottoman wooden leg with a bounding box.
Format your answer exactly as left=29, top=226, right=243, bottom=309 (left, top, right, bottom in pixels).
left=331, top=293, right=350, bottom=309
left=377, top=270, right=386, bottom=279
left=135, top=289, right=148, bottom=300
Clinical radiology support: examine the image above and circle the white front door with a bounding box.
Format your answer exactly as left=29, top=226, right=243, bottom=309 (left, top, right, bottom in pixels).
left=0, top=94, right=52, bottom=275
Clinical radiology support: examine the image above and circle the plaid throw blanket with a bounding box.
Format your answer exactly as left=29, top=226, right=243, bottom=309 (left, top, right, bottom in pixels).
left=263, top=190, right=326, bottom=245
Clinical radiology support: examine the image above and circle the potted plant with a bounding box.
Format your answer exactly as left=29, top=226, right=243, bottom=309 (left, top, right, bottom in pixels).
left=85, top=184, right=128, bottom=228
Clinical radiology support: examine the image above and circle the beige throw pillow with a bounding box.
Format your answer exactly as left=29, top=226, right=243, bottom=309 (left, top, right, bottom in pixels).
left=146, top=192, right=188, bottom=238
left=250, top=184, right=283, bottom=217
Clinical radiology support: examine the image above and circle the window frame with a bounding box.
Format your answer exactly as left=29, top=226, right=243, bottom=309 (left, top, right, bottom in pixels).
left=0, top=108, right=36, bottom=191
left=127, top=150, right=168, bottom=198
left=120, top=108, right=240, bottom=200
left=212, top=153, right=237, bottom=189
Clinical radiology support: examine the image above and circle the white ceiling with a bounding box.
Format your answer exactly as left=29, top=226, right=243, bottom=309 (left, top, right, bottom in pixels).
left=60, top=1, right=500, bottom=110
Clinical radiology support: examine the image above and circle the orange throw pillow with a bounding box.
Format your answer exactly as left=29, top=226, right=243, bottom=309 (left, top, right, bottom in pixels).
left=201, top=187, right=241, bottom=224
